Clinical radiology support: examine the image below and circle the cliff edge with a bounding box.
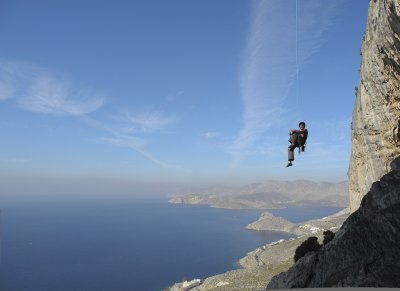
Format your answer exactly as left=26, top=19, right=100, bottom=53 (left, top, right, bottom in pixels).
left=348, top=0, right=400, bottom=212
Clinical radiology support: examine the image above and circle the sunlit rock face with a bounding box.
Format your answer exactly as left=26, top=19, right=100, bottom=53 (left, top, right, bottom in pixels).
left=348, top=0, right=400, bottom=212
left=267, top=165, right=400, bottom=288
left=265, top=0, right=400, bottom=288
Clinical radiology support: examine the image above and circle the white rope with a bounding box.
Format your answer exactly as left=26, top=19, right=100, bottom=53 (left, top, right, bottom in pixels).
left=295, top=0, right=299, bottom=109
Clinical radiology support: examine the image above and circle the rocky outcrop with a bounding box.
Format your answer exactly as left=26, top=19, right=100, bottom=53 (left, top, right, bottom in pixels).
left=267, top=164, right=400, bottom=288
left=246, top=212, right=296, bottom=232
left=348, top=0, right=400, bottom=212
left=245, top=209, right=349, bottom=236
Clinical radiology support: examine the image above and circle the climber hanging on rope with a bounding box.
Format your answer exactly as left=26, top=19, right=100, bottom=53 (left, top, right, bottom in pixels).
left=286, top=121, right=308, bottom=167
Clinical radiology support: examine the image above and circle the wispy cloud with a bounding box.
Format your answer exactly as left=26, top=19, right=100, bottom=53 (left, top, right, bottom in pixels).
left=0, top=78, right=14, bottom=100
left=83, top=111, right=180, bottom=169
left=0, top=58, right=181, bottom=169
left=0, top=58, right=178, bottom=168
left=229, top=0, right=342, bottom=166
left=112, top=111, right=177, bottom=133
left=202, top=131, right=221, bottom=139
left=96, top=136, right=180, bottom=169
left=0, top=59, right=104, bottom=115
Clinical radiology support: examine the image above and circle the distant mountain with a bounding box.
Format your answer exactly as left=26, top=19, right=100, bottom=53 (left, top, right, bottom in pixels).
left=168, top=180, right=348, bottom=209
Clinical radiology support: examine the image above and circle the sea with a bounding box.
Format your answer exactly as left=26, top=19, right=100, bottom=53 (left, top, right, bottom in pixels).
left=0, top=194, right=343, bottom=291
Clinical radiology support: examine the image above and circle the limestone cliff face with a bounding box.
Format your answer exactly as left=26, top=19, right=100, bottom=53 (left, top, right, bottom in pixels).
left=349, top=0, right=400, bottom=212
left=265, top=1, right=400, bottom=287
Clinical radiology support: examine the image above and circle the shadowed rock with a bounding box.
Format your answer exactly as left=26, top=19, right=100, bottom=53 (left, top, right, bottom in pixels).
left=267, top=167, right=400, bottom=288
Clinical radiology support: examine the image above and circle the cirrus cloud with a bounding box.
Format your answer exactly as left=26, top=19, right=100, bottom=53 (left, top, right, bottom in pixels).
left=229, top=0, right=342, bottom=166
left=0, top=58, right=105, bottom=116
left=113, top=111, right=177, bottom=133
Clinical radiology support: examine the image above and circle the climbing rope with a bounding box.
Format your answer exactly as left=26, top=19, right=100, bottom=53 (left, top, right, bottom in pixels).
left=295, top=0, right=300, bottom=109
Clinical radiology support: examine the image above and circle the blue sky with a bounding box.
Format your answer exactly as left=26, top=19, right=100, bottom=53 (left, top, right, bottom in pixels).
left=0, top=0, right=370, bottom=193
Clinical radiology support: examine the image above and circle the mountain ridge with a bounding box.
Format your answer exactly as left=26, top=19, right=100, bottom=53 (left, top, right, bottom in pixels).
left=169, top=180, right=348, bottom=209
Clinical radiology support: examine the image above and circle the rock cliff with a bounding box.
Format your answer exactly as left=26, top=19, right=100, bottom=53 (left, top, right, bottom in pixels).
left=348, top=0, right=400, bottom=212
left=267, top=163, right=400, bottom=288
left=266, top=0, right=400, bottom=287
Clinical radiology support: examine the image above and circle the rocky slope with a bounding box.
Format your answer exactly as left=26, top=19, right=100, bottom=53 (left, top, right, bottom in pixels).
left=168, top=209, right=349, bottom=291
left=348, top=0, right=400, bottom=212
left=267, top=164, right=400, bottom=288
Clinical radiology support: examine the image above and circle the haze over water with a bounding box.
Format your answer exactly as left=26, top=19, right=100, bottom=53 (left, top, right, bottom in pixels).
left=0, top=194, right=342, bottom=291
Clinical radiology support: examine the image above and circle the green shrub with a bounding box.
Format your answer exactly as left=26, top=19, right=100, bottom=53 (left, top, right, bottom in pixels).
left=294, top=236, right=321, bottom=263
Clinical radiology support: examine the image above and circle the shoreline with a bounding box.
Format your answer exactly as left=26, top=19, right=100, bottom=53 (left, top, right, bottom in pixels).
left=167, top=207, right=349, bottom=291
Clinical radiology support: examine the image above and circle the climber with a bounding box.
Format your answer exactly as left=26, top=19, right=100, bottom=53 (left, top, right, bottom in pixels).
left=286, top=121, right=308, bottom=167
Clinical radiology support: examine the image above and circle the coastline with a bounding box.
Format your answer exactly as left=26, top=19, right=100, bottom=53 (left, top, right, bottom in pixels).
left=167, top=207, right=349, bottom=291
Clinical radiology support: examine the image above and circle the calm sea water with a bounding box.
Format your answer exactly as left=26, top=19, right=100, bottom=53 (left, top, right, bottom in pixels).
left=0, top=195, right=342, bottom=291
